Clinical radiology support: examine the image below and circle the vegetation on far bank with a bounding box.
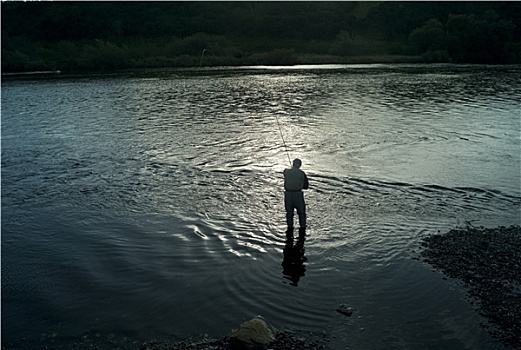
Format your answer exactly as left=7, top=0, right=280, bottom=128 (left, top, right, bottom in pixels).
left=2, top=2, right=520, bottom=72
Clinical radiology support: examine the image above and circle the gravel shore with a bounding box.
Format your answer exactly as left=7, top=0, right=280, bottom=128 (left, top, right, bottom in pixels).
left=139, top=330, right=327, bottom=350
left=419, top=225, right=521, bottom=349
left=2, top=329, right=328, bottom=350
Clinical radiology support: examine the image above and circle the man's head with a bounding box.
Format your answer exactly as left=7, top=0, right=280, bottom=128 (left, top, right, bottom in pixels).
left=292, top=158, right=302, bottom=169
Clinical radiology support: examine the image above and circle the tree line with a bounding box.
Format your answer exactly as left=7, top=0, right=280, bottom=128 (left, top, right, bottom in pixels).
left=2, top=1, right=520, bottom=72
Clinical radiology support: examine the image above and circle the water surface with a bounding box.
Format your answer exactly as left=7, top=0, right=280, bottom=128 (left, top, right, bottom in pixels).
left=2, top=64, right=520, bottom=349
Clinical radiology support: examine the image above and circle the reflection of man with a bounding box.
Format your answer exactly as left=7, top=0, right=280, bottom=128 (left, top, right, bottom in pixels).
left=283, top=158, right=309, bottom=236
left=282, top=236, right=307, bottom=287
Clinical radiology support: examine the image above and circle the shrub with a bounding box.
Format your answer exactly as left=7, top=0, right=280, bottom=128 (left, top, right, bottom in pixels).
left=408, top=19, right=448, bottom=55
left=78, top=39, right=128, bottom=70
left=422, top=50, right=452, bottom=63
left=1, top=49, right=46, bottom=71
left=245, top=48, right=299, bottom=65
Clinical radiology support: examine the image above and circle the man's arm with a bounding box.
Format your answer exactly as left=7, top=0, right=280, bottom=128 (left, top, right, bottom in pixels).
left=303, top=173, right=309, bottom=190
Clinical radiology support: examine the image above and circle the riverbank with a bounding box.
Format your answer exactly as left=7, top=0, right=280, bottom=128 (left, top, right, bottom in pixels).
left=2, top=329, right=328, bottom=350
left=1, top=51, right=427, bottom=75
left=4, top=2, right=520, bottom=73
left=419, top=225, right=521, bottom=349
left=139, top=329, right=328, bottom=350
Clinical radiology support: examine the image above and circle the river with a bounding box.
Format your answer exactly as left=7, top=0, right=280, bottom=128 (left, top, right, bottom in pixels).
left=2, top=64, right=520, bottom=349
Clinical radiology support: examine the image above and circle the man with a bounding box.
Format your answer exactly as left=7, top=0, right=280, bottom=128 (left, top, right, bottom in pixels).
left=283, top=158, right=309, bottom=236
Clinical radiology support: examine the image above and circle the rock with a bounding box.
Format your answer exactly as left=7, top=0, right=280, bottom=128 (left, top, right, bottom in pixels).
left=336, top=304, right=353, bottom=317
left=226, top=315, right=276, bottom=350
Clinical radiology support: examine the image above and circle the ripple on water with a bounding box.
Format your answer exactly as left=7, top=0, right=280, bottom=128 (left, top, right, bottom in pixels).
left=1, top=66, right=519, bottom=348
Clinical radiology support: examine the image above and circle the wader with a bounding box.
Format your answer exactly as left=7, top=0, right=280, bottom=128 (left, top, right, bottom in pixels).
left=285, top=190, right=306, bottom=229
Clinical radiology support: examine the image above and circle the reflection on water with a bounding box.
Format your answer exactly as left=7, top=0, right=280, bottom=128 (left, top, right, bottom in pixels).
left=282, top=231, right=308, bottom=287
left=1, top=64, right=520, bottom=350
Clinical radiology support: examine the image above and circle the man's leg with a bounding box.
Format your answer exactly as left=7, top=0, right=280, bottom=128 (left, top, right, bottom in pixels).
left=284, top=192, right=294, bottom=229
left=295, top=192, right=306, bottom=229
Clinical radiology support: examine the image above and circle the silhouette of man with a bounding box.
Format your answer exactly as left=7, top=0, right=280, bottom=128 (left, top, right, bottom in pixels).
left=282, top=235, right=307, bottom=286
left=283, top=158, right=309, bottom=236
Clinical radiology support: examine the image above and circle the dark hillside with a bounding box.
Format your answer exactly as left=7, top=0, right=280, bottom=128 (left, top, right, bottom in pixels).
left=2, top=2, right=520, bottom=72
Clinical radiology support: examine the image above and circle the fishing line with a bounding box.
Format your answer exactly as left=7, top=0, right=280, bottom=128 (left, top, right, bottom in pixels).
left=274, top=113, right=292, bottom=166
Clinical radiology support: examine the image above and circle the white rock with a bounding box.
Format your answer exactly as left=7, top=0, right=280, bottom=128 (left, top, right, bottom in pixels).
left=226, top=315, right=276, bottom=350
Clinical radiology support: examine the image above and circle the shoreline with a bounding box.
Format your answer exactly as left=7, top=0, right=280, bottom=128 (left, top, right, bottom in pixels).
left=419, top=225, right=521, bottom=350
left=3, top=61, right=520, bottom=78
left=1, top=329, right=328, bottom=350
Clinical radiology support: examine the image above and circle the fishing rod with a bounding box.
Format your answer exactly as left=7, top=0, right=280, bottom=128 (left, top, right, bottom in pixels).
left=195, top=49, right=213, bottom=75
left=198, top=49, right=207, bottom=68
left=274, top=113, right=292, bottom=166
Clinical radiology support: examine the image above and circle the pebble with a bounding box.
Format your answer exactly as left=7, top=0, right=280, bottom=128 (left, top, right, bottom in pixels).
left=336, top=304, right=354, bottom=317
